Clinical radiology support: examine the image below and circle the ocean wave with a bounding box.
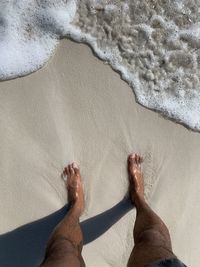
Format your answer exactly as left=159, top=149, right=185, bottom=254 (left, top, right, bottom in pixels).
left=1, top=0, right=200, bottom=131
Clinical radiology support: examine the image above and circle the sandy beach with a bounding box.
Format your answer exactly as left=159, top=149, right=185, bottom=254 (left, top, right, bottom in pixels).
left=0, top=40, right=200, bottom=267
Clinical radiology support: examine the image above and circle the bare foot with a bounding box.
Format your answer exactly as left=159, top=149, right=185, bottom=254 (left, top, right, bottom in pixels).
left=63, top=163, right=84, bottom=216
left=128, top=153, right=144, bottom=203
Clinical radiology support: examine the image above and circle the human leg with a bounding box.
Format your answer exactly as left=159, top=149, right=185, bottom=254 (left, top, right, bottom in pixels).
left=39, top=163, right=85, bottom=267
left=127, top=154, right=175, bottom=267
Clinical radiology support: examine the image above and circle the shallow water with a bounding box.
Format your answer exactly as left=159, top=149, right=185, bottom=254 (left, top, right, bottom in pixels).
left=1, top=0, right=200, bottom=131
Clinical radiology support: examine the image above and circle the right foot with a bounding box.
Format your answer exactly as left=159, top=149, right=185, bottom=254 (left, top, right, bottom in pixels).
left=128, top=153, right=144, bottom=203
left=63, top=163, right=85, bottom=216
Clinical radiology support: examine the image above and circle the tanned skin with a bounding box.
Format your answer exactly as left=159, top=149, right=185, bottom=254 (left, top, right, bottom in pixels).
left=40, top=154, right=176, bottom=267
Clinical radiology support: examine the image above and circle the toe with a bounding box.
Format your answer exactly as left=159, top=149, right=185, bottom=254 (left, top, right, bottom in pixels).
left=135, top=154, right=143, bottom=165
left=128, top=153, right=136, bottom=163
left=139, top=155, right=143, bottom=164
left=67, top=166, right=71, bottom=175
left=72, top=162, right=80, bottom=175
left=69, top=164, right=75, bottom=175
left=136, top=154, right=140, bottom=164
left=64, top=167, right=69, bottom=176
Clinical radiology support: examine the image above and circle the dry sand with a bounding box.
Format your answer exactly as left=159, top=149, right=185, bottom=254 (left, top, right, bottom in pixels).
left=0, top=40, right=200, bottom=267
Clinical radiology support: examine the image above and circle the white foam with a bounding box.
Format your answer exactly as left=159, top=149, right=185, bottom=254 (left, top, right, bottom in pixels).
left=0, top=0, right=76, bottom=79
left=1, top=0, right=200, bottom=131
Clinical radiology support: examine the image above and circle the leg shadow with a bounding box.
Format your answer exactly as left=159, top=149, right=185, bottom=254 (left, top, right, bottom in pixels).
left=0, top=198, right=133, bottom=267
left=81, top=198, right=133, bottom=244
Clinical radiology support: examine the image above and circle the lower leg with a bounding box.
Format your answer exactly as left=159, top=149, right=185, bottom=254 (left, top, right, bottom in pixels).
left=133, top=195, right=172, bottom=250
left=40, top=163, right=85, bottom=267
left=127, top=154, right=175, bottom=267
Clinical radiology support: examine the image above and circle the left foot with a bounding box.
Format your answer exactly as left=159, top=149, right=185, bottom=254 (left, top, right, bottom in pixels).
left=63, top=163, right=84, bottom=216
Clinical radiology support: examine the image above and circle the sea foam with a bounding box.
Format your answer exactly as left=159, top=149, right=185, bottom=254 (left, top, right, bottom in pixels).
left=1, top=0, right=200, bottom=131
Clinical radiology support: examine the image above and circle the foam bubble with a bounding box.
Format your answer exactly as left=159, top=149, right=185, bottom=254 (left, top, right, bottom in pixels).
left=1, top=0, right=200, bottom=131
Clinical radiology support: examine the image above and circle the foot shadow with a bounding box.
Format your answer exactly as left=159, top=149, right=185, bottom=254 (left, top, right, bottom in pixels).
left=0, top=198, right=133, bottom=267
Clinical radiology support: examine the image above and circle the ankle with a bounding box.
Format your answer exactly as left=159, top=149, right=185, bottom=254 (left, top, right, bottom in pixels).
left=134, top=193, right=146, bottom=208
left=69, top=203, right=83, bottom=218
